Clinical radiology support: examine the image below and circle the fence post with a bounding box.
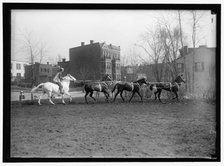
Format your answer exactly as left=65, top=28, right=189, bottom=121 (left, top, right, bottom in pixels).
left=19, top=90, right=25, bottom=102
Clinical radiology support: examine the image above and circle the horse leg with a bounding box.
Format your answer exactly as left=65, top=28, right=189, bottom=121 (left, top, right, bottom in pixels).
left=120, top=91, right=125, bottom=102
left=48, top=92, right=55, bottom=105
left=158, top=89, right=166, bottom=104
left=103, top=91, right=109, bottom=102
left=154, top=91, right=158, bottom=100
left=64, top=91, right=72, bottom=103
left=61, top=93, right=65, bottom=105
left=89, top=91, right=96, bottom=102
left=38, top=92, right=45, bottom=105
left=113, top=91, right=120, bottom=102
left=111, top=91, right=114, bottom=98
left=136, top=90, right=143, bottom=102
left=85, top=91, right=90, bottom=104
left=129, top=91, right=136, bottom=102
left=173, top=91, right=179, bottom=102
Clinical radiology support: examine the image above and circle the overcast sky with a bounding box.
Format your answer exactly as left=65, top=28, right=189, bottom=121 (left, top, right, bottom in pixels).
left=11, top=10, right=215, bottom=64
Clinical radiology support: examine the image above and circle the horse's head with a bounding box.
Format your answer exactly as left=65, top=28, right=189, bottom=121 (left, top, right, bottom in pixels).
left=63, top=74, right=77, bottom=82
left=136, top=77, right=147, bottom=85
left=175, top=74, right=185, bottom=84
left=102, top=74, right=112, bottom=81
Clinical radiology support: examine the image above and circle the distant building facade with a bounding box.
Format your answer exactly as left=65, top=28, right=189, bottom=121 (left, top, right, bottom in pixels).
left=176, top=45, right=216, bottom=96
left=121, top=45, right=216, bottom=97
left=25, top=62, right=59, bottom=85
left=121, top=65, right=139, bottom=82
left=11, top=60, right=29, bottom=81
left=65, top=40, right=121, bottom=81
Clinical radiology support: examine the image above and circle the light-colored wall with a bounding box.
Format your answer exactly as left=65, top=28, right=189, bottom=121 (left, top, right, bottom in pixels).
left=11, top=60, right=29, bottom=78
left=176, top=46, right=216, bottom=96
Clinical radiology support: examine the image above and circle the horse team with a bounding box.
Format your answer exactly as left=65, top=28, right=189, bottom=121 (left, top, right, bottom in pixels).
left=31, top=74, right=185, bottom=105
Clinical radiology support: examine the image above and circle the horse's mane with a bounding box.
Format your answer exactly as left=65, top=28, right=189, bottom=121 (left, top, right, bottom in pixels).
left=62, top=75, right=69, bottom=80
left=135, top=77, right=146, bottom=82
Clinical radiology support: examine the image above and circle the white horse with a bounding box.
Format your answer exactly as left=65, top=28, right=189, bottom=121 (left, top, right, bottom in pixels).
left=31, top=74, right=76, bottom=105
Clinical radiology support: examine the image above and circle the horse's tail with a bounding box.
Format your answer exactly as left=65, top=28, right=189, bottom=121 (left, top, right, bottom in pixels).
left=31, top=83, right=44, bottom=93
left=112, top=83, right=118, bottom=93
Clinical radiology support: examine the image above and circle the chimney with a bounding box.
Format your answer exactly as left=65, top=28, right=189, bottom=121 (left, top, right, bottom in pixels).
left=81, top=42, right=85, bottom=46
left=62, top=58, right=66, bottom=62
left=90, top=40, right=94, bottom=44
left=183, top=46, right=188, bottom=55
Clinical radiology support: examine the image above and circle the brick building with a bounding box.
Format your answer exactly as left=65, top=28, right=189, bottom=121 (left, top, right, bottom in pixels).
left=25, top=62, right=59, bottom=85
left=64, top=40, right=121, bottom=81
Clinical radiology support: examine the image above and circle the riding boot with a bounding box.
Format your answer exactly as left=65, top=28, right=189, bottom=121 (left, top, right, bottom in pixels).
left=59, top=86, right=64, bottom=94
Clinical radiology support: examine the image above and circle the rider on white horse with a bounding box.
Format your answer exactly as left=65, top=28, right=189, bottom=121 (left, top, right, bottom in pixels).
left=31, top=74, right=76, bottom=105
left=53, top=66, right=64, bottom=94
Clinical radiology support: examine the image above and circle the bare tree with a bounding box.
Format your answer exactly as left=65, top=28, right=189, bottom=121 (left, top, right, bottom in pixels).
left=177, top=10, right=188, bottom=91
left=155, top=15, right=185, bottom=81
left=38, top=41, right=48, bottom=64
left=18, top=31, right=40, bottom=90
left=19, top=31, right=39, bottom=65
left=123, top=47, right=141, bottom=66
left=190, top=10, right=204, bottom=93
left=136, top=27, right=164, bottom=81
left=178, top=11, right=184, bottom=51
left=120, top=54, right=129, bottom=66
left=57, top=54, right=62, bottom=63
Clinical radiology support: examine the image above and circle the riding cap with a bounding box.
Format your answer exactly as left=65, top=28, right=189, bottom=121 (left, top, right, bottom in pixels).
left=59, top=68, right=64, bottom=72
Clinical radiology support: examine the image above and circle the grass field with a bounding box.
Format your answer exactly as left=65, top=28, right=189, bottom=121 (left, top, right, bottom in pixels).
left=10, top=97, right=216, bottom=158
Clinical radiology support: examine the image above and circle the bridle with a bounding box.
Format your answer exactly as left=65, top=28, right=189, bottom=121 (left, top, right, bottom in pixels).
left=65, top=74, right=76, bottom=82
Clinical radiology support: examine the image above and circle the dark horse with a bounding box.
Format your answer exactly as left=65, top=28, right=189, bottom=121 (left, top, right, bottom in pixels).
left=84, top=74, right=112, bottom=104
left=149, top=74, right=185, bottom=103
left=112, top=77, right=147, bottom=102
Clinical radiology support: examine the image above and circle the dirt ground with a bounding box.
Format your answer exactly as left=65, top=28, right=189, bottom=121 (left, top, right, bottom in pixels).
left=10, top=97, right=216, bottom=158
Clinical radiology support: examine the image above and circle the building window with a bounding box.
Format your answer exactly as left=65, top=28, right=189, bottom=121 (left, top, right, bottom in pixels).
left=101, top=61, right=105, bottom=72
left=105, top=51, right=111, bottom=59
left=106, top=62, right=111, bottom=70
left=16, top=73, right=21, bottom=78
left=177, top=63, right=184, bottom=73
left=195, top=62, right=204, bottom=72
left=116, top=63, right=120, bottom=70
left=16, top=63, right=21, bottom=70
